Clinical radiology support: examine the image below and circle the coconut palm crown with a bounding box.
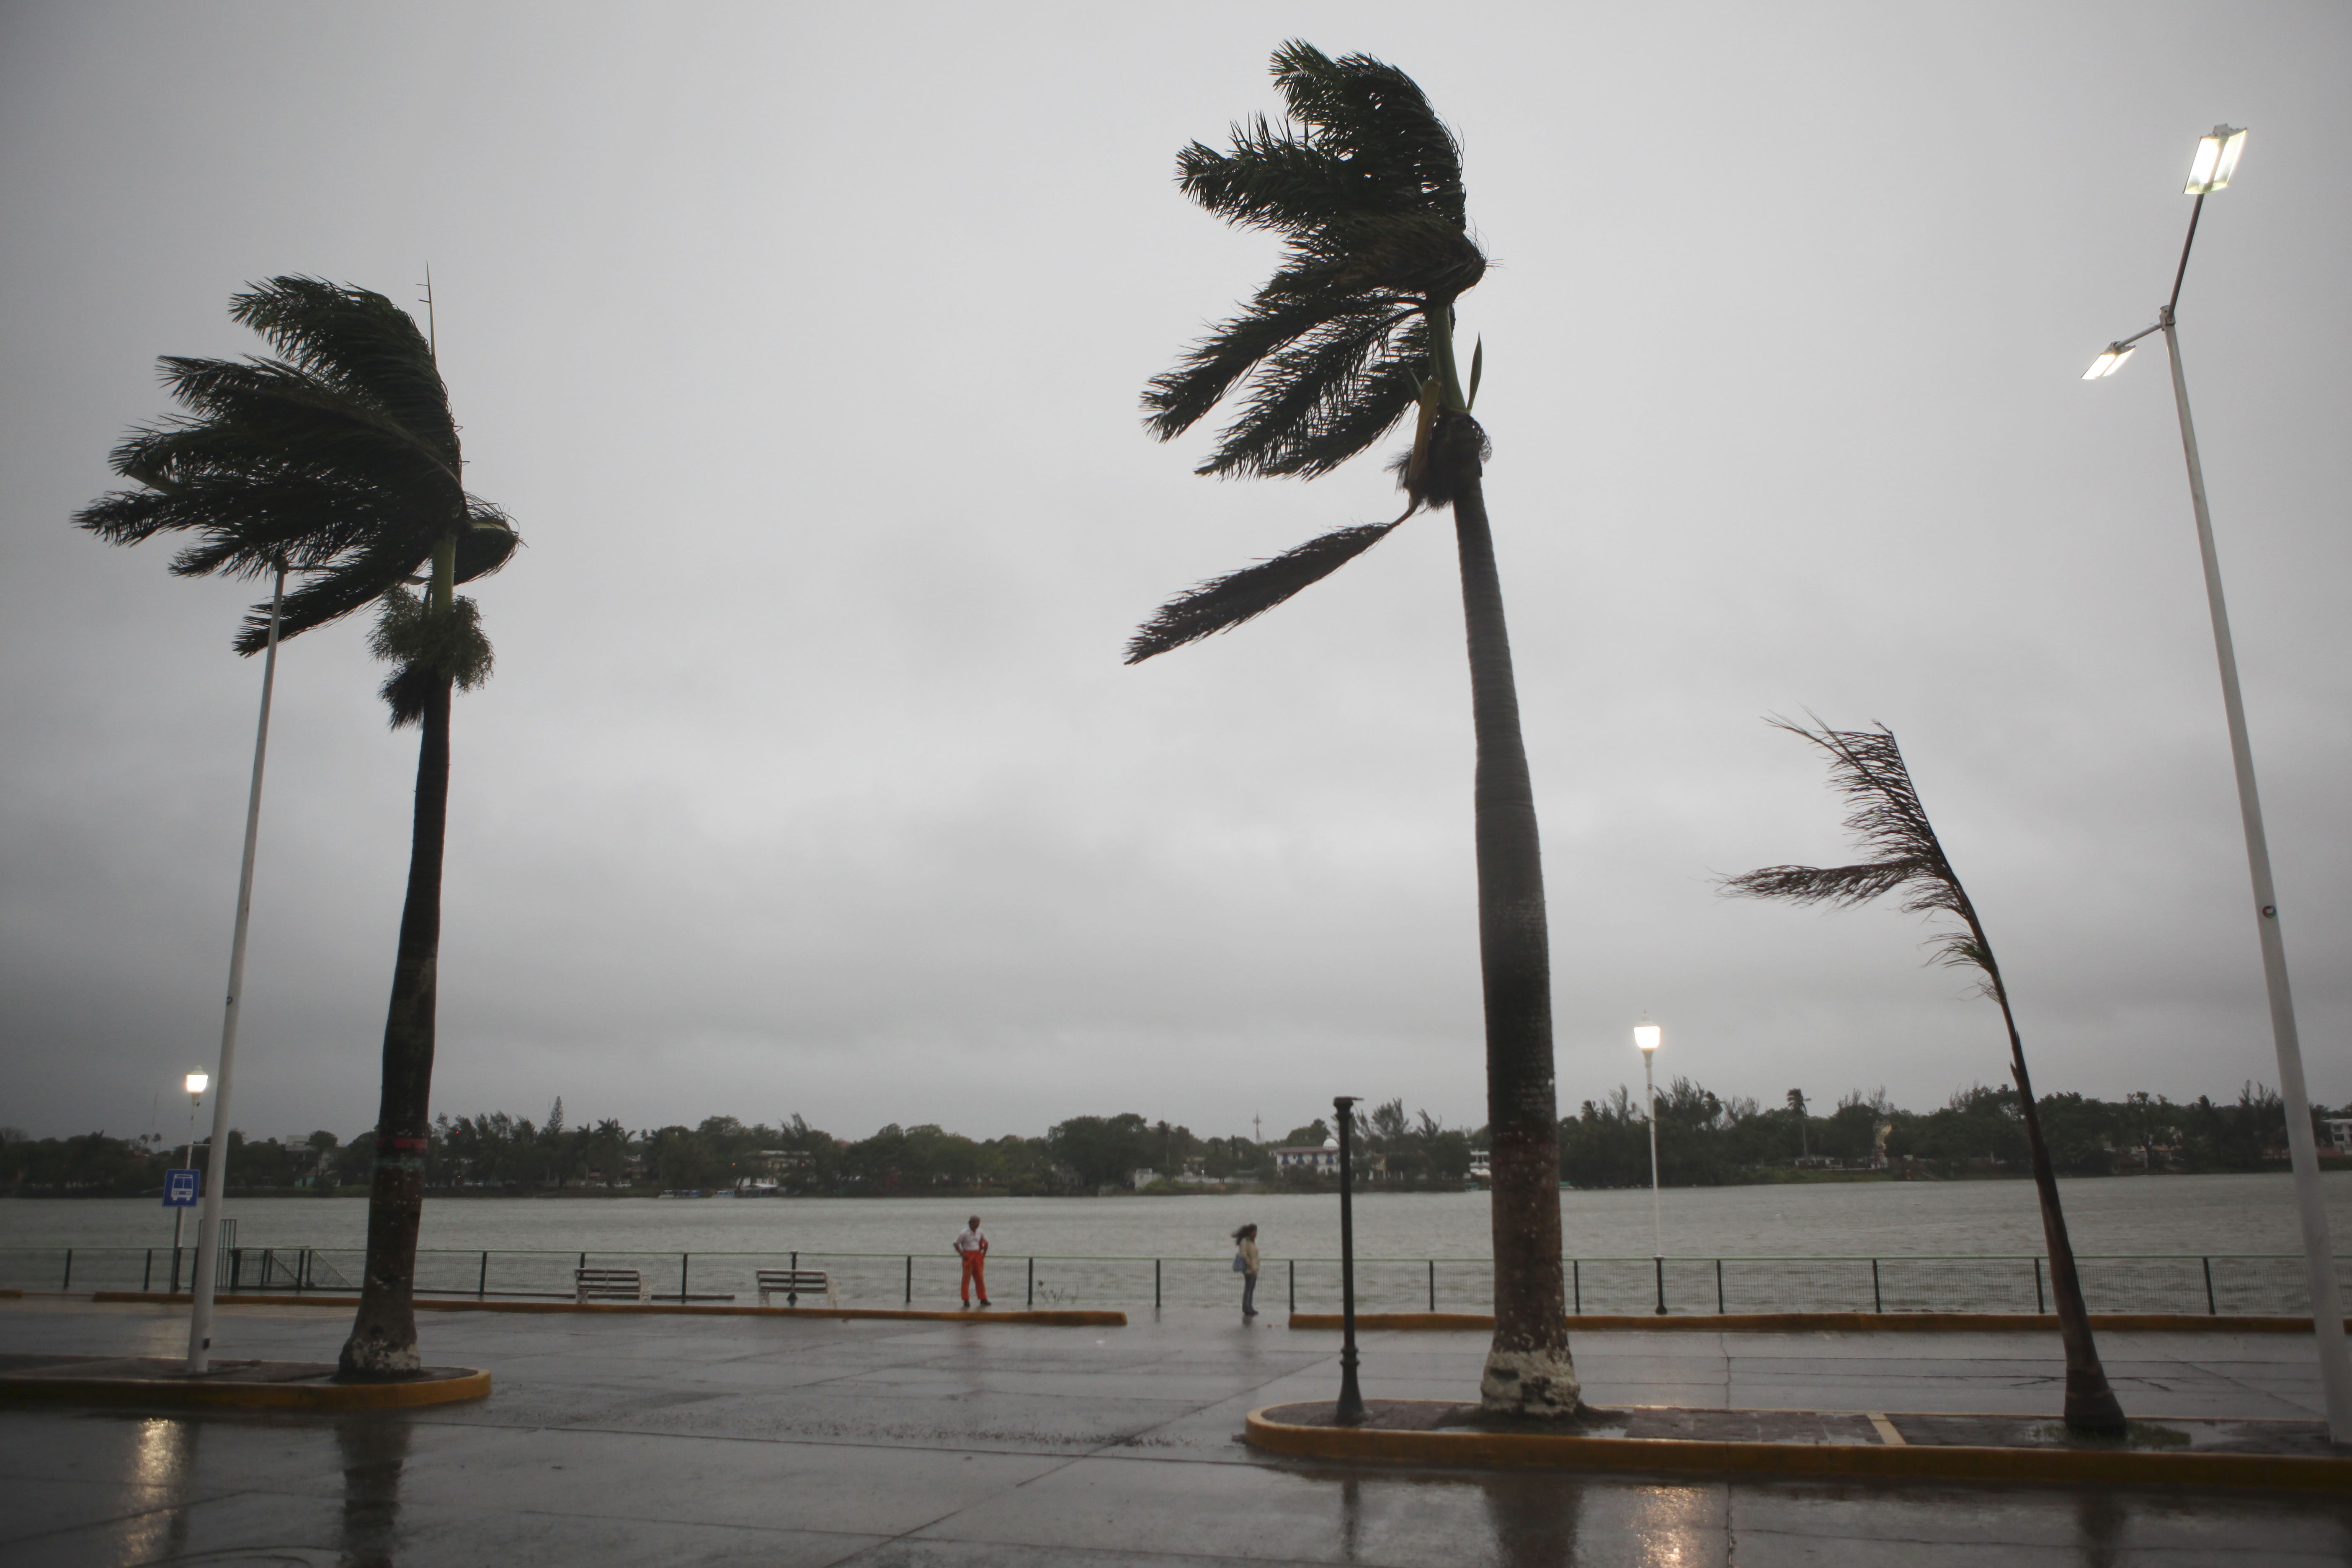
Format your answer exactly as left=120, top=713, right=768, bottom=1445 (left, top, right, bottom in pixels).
left=1130, top=40, right=1490, bottom=662
left=77, top=276, right=514, bottom=713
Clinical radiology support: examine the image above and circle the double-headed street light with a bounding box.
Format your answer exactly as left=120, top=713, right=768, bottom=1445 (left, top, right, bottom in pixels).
left=1635, top=1020, right=1665, bottom=1314
left=2084, top=123, right=2352, bottom=1442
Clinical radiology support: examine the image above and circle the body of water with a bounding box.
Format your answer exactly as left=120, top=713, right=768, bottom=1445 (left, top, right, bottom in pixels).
left=6, top=1174, right=2348, bottom=1316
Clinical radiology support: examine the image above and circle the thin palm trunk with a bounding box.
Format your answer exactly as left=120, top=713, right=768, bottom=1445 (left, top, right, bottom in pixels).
left=1991, top=985, right=2125, bottom=1433
left=1452, top=464, right=1576, bottom=1416
left=338, top=670, right=451, bottom=1378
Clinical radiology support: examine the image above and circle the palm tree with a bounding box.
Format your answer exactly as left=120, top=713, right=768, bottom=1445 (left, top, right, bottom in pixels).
left=1130, top=42, right=1576, bottom=1417
left=1723, top=719, right=2127, bottom=1434
left=77, top=276, right=517, bottom=1379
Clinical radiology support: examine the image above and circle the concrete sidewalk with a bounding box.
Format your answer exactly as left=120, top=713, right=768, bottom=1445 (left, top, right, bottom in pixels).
left=3, top=1296, right=2347, bottom=1565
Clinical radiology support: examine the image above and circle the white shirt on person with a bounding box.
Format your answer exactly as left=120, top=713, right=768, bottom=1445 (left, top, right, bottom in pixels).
left=955, top=1226, right=988, bottom=1254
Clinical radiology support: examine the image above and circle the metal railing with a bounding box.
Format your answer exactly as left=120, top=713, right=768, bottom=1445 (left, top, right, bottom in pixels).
left=4, top=1246, right=2347, bottom=1317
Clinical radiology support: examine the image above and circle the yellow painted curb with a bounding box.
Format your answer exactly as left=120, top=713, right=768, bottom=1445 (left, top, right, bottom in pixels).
left=1, top=1369, right=490, bottom=1411
left=1287, top=1310, right=2341, bottom=1334
left=1243, top=1406, right=2352, bottom=1489
left=90, top=1292, right=1124, bottom=1327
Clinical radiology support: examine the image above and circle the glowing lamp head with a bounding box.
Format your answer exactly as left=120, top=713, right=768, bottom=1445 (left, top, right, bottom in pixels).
left=1634, top=1022, right=1662, bottom=1054
left=2083, top=342, right=2137, bottom=380
left=2184, top=124, right=2247, bottom=195
left=185, top=1071, right=209, bottom=1096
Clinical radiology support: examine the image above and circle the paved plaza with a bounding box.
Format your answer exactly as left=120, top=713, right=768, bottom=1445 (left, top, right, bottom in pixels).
left=2, top=1295, right=2347, bottom=1565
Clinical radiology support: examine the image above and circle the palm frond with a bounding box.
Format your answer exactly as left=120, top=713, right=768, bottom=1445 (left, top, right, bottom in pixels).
left=1195, top=308, right=1423, bottom=478
left=228, top=277, right=454, bottom=450
left=1142, top=290, right=1382, bottom=444
left=1126, top=518, right=1402, bottom=663
left=1720, top=718, right=1991, bottom=987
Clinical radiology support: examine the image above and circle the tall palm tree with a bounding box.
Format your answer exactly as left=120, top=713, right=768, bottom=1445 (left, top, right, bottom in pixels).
left=77, top=276, right=517, bottom=1379
left=1131, top=42, right=1577, bottom=1417
left=1723, top=719, right=2127, bottom=1434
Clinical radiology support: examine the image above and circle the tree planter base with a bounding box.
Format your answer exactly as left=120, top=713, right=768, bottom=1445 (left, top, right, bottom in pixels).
left=1246, top=1399, right=2349, bottom=1487
left=0, top=1354, right=487, bottom=1410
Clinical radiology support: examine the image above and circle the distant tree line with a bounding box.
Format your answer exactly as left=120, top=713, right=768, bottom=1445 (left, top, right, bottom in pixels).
left=1559, top=1079, right=2339, bottom=1188
left=4, top=1083, right=2338, bottom=1198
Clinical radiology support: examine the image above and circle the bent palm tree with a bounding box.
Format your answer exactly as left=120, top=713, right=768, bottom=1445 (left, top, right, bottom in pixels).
left=77, top=276, right=517, bottom=1378
left=1723, top=720, right=2126, bottom=1434
left=1132, top=42, right=1576, bottom=1416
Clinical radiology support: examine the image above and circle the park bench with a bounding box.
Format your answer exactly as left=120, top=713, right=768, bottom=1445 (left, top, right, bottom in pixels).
left=575, top=1267, right=645, bottom=1303
left=756, top=1268, right=835, bottom=1308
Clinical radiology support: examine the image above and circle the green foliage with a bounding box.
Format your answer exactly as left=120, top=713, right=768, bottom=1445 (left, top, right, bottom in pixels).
left=75, top=277, right=518, bottom=659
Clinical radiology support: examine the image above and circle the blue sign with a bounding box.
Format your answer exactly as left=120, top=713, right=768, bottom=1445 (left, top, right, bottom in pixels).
left=163, top=1168, right=200, bottom=1207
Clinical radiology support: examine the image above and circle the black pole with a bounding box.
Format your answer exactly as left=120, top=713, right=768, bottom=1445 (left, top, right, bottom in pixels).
left=905, top=1255, right=912, bottom=1305
left=1334, top=1095, right=1364, bottom=1424
left=1572, top=1258, right=1580, bottom=1315
left=62, top=1248, right=72, bottom=1290
left=143, top=1249, right=153, bottom=1293
left=2034, top=1256, right=2047, bottom=1315
left=478, top=1250, right=487, bottom=1300
left=1716, top=1258, right=1725, bottom=1314
left=1289, top=1258, right=1295, bottom=1314
left=1155, top=1258, right=1161, bottom=1310
left=681, top=1252, right=690, bottom=1303
left=1653, top=1254, right=1665, bottom=1315
left=1027, top=1256, right=1034, bottom=1308
left=1428, top=1259, right=1435, bottom=1313
left=1871, top=1257, right=1883, bottom=1314
left=2203, top=1256, right=2216, bottom=1315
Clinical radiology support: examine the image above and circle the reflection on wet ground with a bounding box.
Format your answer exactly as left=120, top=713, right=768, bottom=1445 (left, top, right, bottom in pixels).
left=3, top=1297, right=2347, bottom=1565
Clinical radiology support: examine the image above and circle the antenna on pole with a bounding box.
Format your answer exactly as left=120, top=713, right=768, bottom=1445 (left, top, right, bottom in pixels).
left=419, top=265, right=438, bottom=363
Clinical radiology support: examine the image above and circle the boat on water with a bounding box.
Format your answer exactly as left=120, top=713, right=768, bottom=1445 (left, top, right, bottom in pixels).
left=655, top=1189, right=707, bottom=1199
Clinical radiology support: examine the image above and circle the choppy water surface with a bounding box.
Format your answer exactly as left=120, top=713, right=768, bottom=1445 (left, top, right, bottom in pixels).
left=5, top=1173, right=2349, bottom=1259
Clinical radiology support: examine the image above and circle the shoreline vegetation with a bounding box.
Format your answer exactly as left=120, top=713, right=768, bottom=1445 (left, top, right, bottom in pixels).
left=8, top=1083, right=2342, bottom=1201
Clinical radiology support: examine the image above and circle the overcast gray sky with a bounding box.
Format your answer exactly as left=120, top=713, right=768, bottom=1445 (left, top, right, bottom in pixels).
left=4, top=1, right=2347, bottom=1147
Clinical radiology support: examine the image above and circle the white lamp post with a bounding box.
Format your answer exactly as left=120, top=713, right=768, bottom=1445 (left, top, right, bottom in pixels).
left=185, top=565, right=285, bottom=1373
left=174, top=1071, right=208, bottom=1254
left=2084, top=124, right=2352, bottom=1442
left=1635, top=1019, right=1664, bottom=1314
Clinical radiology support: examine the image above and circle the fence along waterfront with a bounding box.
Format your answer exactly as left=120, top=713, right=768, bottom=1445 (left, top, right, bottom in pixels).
left=6, top=1247, right=2347, bottom=1317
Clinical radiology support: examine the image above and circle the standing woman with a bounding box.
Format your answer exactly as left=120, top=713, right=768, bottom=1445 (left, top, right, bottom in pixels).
left=1233, top=1223, right=1261, bottom=1318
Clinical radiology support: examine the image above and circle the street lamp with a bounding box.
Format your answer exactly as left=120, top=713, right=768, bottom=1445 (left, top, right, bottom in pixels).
left=1635, top=1020, right=1665, bottom=1315
left=1332, top=1095, right=1366, bottom=1424
left=174, top=1072, right=209, bottom=1256
left=2084, top=122, right=2352, bottom=1442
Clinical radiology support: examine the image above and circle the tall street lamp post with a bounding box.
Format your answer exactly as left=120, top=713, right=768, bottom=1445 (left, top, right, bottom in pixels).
left=1635, top=1021, right=1664, bottom=1314
left=185, top=564, right=286, bottom=1374
left=1333, top=1095, right=1365, bottom=1424
left=2084, top=124, right=2352, bottom=1442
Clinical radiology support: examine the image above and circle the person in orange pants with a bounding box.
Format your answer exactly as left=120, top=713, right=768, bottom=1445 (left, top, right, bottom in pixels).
left=954, top=1214, right=990, bottom=1307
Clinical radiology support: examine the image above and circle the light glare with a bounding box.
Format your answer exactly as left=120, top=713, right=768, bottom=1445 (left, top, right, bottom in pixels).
left=2083, top=343, right=2136, bottom=381
left=1634, top=1023, right=1662, bottom=1053
left=2185, top=124, right=2247, bottom=194
left=185, top=1071, right=209, bottom=1095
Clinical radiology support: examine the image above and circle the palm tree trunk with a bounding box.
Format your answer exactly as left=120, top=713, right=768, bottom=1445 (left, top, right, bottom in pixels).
left=338, top=671, right=451, bottom=1379
left=1999, top=998, right=2126, bottom=1434
left=1450, top=454, right=1577, bottom=1417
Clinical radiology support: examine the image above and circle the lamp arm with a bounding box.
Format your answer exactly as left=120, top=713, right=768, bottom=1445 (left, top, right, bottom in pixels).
left=2167, top=192, right=2206, bottom=315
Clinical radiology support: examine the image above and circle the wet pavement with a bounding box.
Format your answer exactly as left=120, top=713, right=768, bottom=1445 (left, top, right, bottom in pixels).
left=3, top=1295, right=2348, bottom=1565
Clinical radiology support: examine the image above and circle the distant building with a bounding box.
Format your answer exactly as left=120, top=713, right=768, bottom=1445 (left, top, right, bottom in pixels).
left=2326, top=1120, right=2352, bottom=1156
left=1274, top=1142, right=1339, bottom=1173
left=757, top=1150, right=815, bottom=1176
